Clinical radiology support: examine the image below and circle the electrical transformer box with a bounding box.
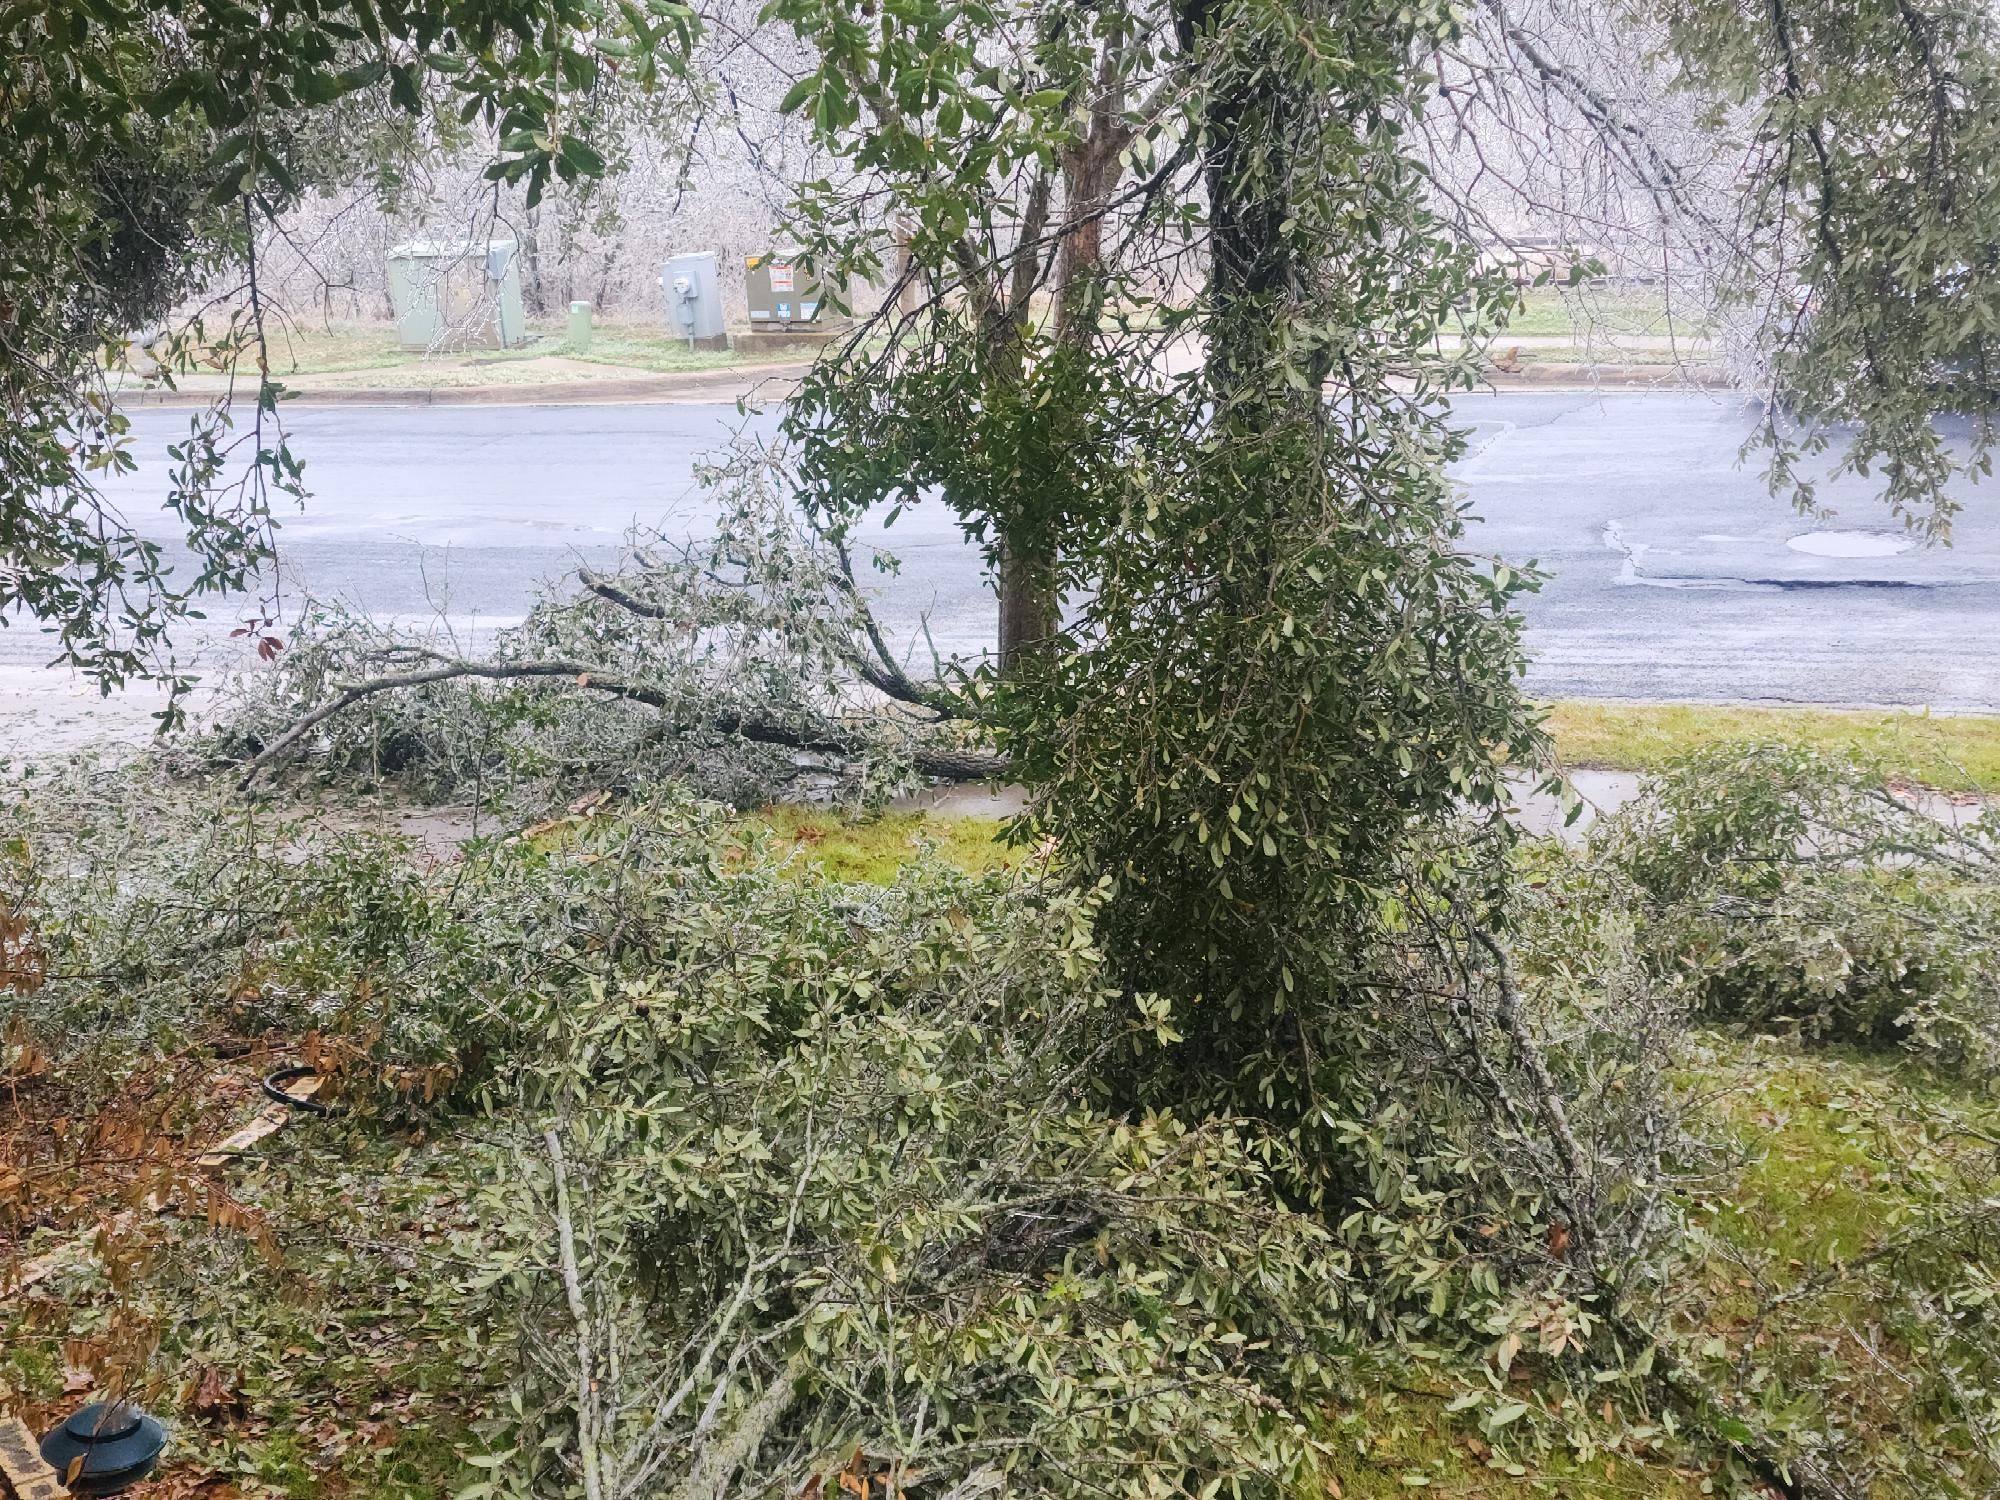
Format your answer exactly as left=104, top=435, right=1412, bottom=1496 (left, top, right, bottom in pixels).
left=661, top=252, right=728, bottom=349
left=743, top=254, right=839, bottom=330
left=385, top=240, right=526, bottom=351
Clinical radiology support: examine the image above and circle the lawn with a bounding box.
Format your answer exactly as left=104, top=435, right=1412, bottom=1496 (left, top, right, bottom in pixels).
left=1501, top=285, right=1713, bottom=341
left=141, top=319, right=809, bottom=380
left=136, top=301, right=1718, bottom=385
left=1546, top=699, right=2000, bottom=791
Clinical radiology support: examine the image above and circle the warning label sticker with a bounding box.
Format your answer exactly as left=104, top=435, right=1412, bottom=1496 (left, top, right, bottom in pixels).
left=771, top=265, right=795, bottom=292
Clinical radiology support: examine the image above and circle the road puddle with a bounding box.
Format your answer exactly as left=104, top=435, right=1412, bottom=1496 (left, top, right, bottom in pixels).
left=1787, top=529, right=1915, bottom=558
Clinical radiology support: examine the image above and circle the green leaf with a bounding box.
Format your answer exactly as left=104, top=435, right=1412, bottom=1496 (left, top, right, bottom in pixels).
left=779, top=74, right=818, bottom=115
left=1711, top=1416, right=1756, bottom=1444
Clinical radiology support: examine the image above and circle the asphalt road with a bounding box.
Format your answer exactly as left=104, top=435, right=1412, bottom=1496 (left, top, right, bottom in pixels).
left=37, top=390, right=2000, bottom=718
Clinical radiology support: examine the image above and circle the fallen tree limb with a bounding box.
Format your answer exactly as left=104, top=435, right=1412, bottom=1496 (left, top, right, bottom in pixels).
left=579, top=560, right=973, bottom=722
left=578, top=567, right=670, bottom=620
left=235, top=655, right=1006, bottom=789
left=824, top=546, right=973, bottom=720
left=1464, top=915, right=1855, bottom=1500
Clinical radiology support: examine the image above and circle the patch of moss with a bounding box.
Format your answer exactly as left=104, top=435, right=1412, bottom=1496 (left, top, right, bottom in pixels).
left=749, top=807, right=1014, bottom=883
left=1700, top=1042, right=1998, bottom=1273
left=1315, top=1389, right=1708, bottom=1498
left=1680, top=1040, right=2000, bottom=1481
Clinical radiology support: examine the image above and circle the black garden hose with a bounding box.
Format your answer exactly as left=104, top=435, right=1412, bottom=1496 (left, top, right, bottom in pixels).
left=260, top=1064, right=334, bottom=1116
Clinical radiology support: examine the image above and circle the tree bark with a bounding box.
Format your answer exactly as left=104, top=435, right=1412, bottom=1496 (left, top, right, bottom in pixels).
left=994, top=38, right=1130, bottom=678
left=997, top=541, right=1058, bottom=674
left=519, top=207, right=548, bottom=317
left=1179, top=0, right=1298, bottom=403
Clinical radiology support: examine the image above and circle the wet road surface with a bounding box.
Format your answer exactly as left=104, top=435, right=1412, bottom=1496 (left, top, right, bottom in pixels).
left=11, top=389, right=1999, bottom=752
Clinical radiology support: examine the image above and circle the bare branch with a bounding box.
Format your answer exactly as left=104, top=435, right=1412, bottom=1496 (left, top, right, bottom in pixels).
left=578, top=567, right=670, bottom=619
left=546, top=1126, right=608, bottom=1500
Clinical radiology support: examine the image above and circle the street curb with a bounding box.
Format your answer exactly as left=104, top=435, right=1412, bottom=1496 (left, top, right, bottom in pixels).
left=1481, top=362, right=1736, bottom=392
left=111, top=359, right=1735, bottom=409
left=112, top=362, right=812, bottom=410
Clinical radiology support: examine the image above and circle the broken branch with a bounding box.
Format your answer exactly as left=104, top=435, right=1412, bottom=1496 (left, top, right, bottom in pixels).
left=235, top=655, right=1005, bottom=789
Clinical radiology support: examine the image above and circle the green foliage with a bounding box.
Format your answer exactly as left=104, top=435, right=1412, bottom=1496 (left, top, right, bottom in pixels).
left=0, top=766, right=1674, bottom=1492
left=1509, top=802, right=2000, bottom=1499
left=1661, top=0, right=2000, bottom=531
left=2, top=776, right=1367, bottom=1496
left=772, top=0, right=1552, bottom=1167
left=464, top=831, right=1364, bottom=1498
left=988, top=1, right=1546, bottom=1177
left=1598, top=741, right=2000, bottom=1072
left=10, top=760, right=1999, bottom=1496
left=0, top=757, right=480, bottom=1081
left=15, top=0, right=2000, bottom=1494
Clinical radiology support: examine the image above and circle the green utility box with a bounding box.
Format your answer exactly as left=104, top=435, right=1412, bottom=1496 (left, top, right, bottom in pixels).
left=743, top=254, right=843, bottom=332
left=386, top=240, right=528, bottom=351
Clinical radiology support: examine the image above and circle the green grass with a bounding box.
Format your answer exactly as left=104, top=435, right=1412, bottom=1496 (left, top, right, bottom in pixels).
left=1501, top=287, right=1711, bottom=341
left=169, top=320, right=804, bottom=379
left=737, top=701, right=2000, bottom=887
left=547, top=329, right=777, bottom=375
left=750, top=806, right=1015, bottom=883
left=1699, top=1040, right=1997, bottom=1275
left=1315, top=1390, right=1705, bottom=1498
left=1688, top=1039, right=2000, bottom=1471
left=260, top=322, right=428, bottom=374
left=1546, top=700, right=2000, bottom=791
left=1491, top=345, right=1689, bottom=367
left=1706, top=1049, right=1933, bottom=1268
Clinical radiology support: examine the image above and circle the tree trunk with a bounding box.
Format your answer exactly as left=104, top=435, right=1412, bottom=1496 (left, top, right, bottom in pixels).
left=1180, top=0, right=1297, bottom=404
left=994, top=57, right=1127, bottom=678
left=519, top=207, right=548, bottom=317
left=998, top=539, right=1058, bottom=674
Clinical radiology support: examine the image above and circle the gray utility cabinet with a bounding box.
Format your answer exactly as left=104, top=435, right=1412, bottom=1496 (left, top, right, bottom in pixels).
left=661, top=252, right=729, bottom=349
left=386, top=240, right=527, bottom=351
left=743, top=253, right=838, bottom=330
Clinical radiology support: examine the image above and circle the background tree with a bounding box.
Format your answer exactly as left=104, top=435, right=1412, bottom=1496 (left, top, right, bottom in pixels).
left=772, top=0, right=2000, bottom=671
left=0, top=0, right=696, bottom=709
left=1447, top=0, right=2000, bottom=528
